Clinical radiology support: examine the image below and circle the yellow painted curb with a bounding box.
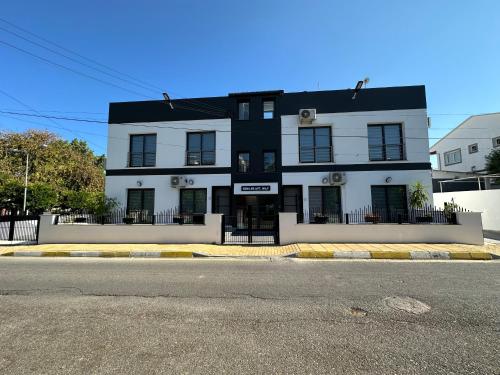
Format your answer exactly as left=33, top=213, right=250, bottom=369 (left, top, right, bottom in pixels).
left=1, top=252, right=14, bottom=256
left=449, top=252, right=471, bottom=260
left=297, top=250, right=334, bottom=258
left=370, top=251, right=411, bottom=260
left=160, top=251, right=193, bottom=258
left=470, top=252, right=493, bottom=260
left=41, top=251, right=70, bottom=257
left=100, top=251, right=131, bottom=257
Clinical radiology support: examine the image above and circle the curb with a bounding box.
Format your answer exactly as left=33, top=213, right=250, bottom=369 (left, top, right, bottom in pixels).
left=0, top=250, right=494, bottom=260
left=294, top=250, right=493, bottom=260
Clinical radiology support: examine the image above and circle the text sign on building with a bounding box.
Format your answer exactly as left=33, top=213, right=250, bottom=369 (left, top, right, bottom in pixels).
left=241, top=185, right=271, bottom=192
left=234, top=182, right=278, bottom=195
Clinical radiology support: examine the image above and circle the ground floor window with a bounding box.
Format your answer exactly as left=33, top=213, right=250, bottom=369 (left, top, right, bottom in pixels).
left=127, top=189, right=155, bottom=223
left=371, top=185, right=408, bottom=220
left=308, top=186, right=342, bottom=222
left=180, top=189, right=207, bottom=214
left=212, top=187, right=231, bottom=216
left=283, top=186, right=303, bottom=214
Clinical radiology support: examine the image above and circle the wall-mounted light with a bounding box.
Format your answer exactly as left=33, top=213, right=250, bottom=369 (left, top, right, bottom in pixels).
left=385, top=177, right=392, bottom=183
left=137, top=180, right=143, bottom=187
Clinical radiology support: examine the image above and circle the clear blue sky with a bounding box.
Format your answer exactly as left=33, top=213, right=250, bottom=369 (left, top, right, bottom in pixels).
left=1, top=0, right=499, bottom=158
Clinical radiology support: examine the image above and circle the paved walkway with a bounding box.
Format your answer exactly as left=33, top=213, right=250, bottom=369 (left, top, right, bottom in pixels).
left=1, top=242, right=499, bottom=257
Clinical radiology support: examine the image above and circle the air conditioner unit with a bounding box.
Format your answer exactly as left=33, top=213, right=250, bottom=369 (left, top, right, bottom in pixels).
left=299, top=108, right=317, bottom=124
left=329, top=172, right=346, bottom=186
left=170, top=176, right=187, bottom=188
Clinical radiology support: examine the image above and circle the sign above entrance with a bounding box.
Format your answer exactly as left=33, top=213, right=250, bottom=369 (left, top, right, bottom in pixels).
left=234, top=182, right=278, bottom=195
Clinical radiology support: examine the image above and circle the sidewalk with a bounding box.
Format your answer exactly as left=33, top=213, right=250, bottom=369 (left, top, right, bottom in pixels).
left=1, top=242, right=498, bottom=259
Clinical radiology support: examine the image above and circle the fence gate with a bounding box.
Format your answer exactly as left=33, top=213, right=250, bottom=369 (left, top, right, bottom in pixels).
left=0, top=215, right=40, bottom=242
left=222, top=208, right=279, bottom=245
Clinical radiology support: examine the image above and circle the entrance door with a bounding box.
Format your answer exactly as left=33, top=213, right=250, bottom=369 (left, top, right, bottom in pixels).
left=222, top=195, right=278, bottom=244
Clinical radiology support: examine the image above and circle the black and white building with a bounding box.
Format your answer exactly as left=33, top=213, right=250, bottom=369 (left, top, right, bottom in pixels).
left=105, top=86, right=432, bottom=223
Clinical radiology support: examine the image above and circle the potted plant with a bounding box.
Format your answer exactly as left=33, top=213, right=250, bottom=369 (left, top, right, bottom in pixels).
left=312, top=213, right=328, bottom=224
left=409, top=182, right=431, bottom=223
left=444, top=200, right=459, bottom=224
left=173, top=215, right=184, bottom=225
left=364, top=213, right=381, bottom=224
left=192, top=214, right=205, bottom=224
left=74, top=217, right=87, bottom=224
left=122, top=217, right=134, bottom=225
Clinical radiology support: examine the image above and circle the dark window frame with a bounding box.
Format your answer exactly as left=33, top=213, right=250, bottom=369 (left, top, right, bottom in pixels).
left=367, top=123, right=405, bottom=161
left=237, top=151, right=251, bottom=173
left=370, top=185, right=408, bottom=218
left=468, top=143, right=478, bottom=154
left=298, top=126, right=333, bottom=163
left=443, top=148, right=462, bottom=166
left=237, top=100, right=250, bottom=121
left=282, top=185, right=303, bottom=214
left=263, top=150, right=276, bottom=172
left=128, top=134, right=157, bottom=167
left=180, top=188, right=207, bottom=214
left=186, top=131, right=216, bottom=166
left=262, top=99, right=275, bottom=120
left=126, top=188, right=155, bottom=213
left=493, top=136, right=500, bottom=148
left=212, top=186, right=231, bottom=216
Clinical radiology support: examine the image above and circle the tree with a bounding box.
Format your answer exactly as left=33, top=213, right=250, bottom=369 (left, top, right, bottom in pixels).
left=409, top=182, right=429, bottom=209
left=0, top=130, right=106, bottom=212
left=485, top=149, right=500, bottom=174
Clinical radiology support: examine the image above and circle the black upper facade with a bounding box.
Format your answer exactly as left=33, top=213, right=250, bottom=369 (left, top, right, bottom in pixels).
left=108, top=85, right=427, bottom=124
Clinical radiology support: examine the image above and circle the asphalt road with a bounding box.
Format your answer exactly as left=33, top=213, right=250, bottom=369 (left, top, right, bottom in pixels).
left=0, top=258, right=498, bottom=375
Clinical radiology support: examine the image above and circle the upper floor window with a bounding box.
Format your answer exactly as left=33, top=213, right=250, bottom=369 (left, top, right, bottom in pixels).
left=468, top=143, right=478, bottom=154
left=129, top=134, right=156, bottom=167
left=238, top=101, right=250, bottom=120
left=368, top=124, right=404, bottom=161
left=186, top=132, right=215, bottom=166
left=238, top=152, right=250, bottom=173
left=299, top=127, right=332, bottom=163
left=263, top=100, right=274, bottom=119
left=444, top=148, right=462, bottom=166
left=493, top=136, right=500, bottom=148
left=263, top=151, right=276, bottom=172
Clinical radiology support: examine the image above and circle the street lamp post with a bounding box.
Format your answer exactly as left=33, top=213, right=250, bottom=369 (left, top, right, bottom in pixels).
left=10, top=149, right=29, bottom=214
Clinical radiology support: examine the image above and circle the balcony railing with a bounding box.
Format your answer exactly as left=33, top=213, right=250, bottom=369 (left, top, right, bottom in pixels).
left=299, top=146, right=333, bottom=163
left=186, top=151, right=215, bottom=166
left=368, top=144, right=405, bottom=161
left=127, top=152, right=156, bottom=167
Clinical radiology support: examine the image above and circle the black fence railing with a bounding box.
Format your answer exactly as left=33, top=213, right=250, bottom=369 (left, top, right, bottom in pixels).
left=56, top=208, right=205, bottom=225
left=298, top=205, right=467, bottom=225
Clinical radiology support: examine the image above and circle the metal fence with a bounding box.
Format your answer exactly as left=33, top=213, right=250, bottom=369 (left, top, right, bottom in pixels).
left=56, top=208, right=205, bottom=225
left=0, top=215, right=40, bottom=242
left=298, top=205, right=466, bottom=225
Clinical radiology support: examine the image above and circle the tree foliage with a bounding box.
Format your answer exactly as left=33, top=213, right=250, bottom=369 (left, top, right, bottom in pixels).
left=485, top=149, right=500, bottom=174
left=0, top=130, right=109, bottom=213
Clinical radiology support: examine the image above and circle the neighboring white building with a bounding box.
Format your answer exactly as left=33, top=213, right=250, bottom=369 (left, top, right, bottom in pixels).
left=105, top=86, right=432, bottom=223
left=430, top=113, right=500, bottom=173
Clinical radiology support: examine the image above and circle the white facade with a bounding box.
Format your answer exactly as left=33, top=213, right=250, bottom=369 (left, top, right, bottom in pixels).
left=430, top=113, right=500, bottom=173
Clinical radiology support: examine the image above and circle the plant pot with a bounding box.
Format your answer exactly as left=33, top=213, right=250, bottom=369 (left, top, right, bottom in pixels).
left=74, top=217, right=87, bottom=223
left=192, top=214, right=205, bottom=225
left=365, top=215, right=380, bottom=224
left=173, top=216, right=184, bottom=225
left=416, top=216, right=433, bottom=223
left=122, top=217, right=134, bottom=225
left=313, top=216, right=328, bottom=224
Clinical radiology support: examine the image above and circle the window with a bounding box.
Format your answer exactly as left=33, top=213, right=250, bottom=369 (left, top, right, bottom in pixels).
left=180, top=189, right=207, bottom=214
left=238, top=152, right=250, bottom=173
left=493, top=136, right=500, bottom=148
left=186, top=132, right=215, bottom=165
left=444, top=148, right=462, bottom=166
left=283, top=186, right=303, bottom=214
left=263, top=151, right=276, bottom=172
left=238, top=101, right=250, bottom=120
left=129, top=134, right=156, bottom=167
left=371, top=185, right=407, bottom=220
left=299, top=127, right=332, bottom=163
left=212, top=187, right=231, bottom=216
left=308, top=186, right=342, bottom=217
left=368, top=124, right=404, bottom=161
left=468, top=143, right=478, bottom=154
left=263, top=100, right=274, bottom=119
left=127, top=189, right=155, bottom=215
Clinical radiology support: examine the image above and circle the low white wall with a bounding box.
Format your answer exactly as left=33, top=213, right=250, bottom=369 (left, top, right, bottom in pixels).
left=279, top=212, right=484, bottom=245
left=38, top=214, right=222, bottom=244
left=433, top=190, right=500, bottom=231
